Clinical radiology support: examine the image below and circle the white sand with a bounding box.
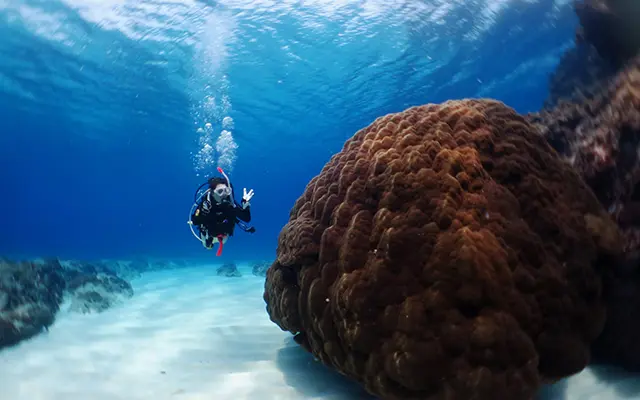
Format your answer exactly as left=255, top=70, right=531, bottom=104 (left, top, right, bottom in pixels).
left=0, top=264, right=638, bottom=400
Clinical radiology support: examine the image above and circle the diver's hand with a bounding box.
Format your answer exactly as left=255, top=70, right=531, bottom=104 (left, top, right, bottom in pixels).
left=242, top=188, right=254, bottom=208
left=243, top=188, right=254, bottom=202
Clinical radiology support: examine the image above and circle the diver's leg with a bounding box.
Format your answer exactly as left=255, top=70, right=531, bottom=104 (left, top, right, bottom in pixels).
left=200, top=231, right=213, bottom=249
left=212, top=235, right=228, bottom=244
left=210, top=235, right=229, bottom=245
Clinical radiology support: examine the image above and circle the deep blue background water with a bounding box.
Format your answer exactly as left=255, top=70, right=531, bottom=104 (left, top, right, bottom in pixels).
left=0, top=0, right=577, bottom=262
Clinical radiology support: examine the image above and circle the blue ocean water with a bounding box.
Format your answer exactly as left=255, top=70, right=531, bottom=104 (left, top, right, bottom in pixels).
left=6, top=2, right=640, bottom=400
left=0, top=0, right=575, bottom=262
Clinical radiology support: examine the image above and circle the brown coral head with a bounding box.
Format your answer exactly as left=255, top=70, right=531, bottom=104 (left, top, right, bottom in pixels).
left=264, top=99, right=615, bottom=400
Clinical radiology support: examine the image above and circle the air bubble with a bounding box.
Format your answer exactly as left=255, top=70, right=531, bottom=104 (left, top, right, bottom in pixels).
left=222, top=116, right=234, bottom=129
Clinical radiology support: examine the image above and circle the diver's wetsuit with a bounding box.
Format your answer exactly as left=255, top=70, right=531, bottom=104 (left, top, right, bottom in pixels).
left=190, top=197, right=251, bottom=244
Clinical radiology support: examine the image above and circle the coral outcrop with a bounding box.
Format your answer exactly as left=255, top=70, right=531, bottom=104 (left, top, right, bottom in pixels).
left=251, top=261, right=271, bottom=277
left=264, top=99, right=620, bottom=399
left=38, top=259, right=135, bottom=314
left=591, top=253, right=640, bottom=370
left=66, top=273, right=134, bottom=314
left=529, top=56, right=640, bottom=253
left=0, top=259, right=66, bottom=348
left=217, top=262, right=242, bottom=277
left=99, top=258, right=187, bottom=280
left=531, top=57, right=640, bottom=370
left=544, top=45, right=617, bottom=108
left=574, top=0, right=640, bottom=68
left=0, top=258, right=135, bottom=349
left=543, top=0, right=640, bottom=107
left=527, top=0, right=640, bottom=371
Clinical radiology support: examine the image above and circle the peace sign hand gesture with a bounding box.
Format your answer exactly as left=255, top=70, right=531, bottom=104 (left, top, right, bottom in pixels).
left=242, top=188, right=254, bottom=209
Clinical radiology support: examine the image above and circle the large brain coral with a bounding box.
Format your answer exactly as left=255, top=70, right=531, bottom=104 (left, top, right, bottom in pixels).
left=264, top=99, right=619, bottom=399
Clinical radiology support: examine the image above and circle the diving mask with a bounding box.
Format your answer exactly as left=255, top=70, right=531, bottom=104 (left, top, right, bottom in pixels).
left=213, top=185, right=231, bottom=198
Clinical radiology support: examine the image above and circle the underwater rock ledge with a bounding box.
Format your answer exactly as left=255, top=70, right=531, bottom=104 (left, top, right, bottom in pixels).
left=0, top=259, right=65, bottom=349
left=263, top=98, right=621, bottom=400
left=216, top=262, right=242, bottom=277
left=0, top=257, right=134, bottom=350
left=528, top=0, right=640, bottom=371
left=251, top=260, right=270, bottom=277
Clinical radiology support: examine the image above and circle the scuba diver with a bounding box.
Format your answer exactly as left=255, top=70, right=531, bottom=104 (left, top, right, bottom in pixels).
left=188, top=167, right=256, bottom=256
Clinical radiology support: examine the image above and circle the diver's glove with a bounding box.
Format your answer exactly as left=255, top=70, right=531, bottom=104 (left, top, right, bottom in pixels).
left=242, top=188, right=254, bottom=209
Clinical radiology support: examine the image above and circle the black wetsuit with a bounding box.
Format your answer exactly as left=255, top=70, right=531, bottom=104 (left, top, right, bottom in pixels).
left=191, top=196, right=251, bottom=239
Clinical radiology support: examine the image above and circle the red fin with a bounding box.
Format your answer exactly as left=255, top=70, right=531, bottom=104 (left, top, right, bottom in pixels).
left=216, top=235, right=224, bottom=256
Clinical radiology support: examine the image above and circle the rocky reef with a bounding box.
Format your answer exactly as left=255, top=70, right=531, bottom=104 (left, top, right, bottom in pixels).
left=251, top=261, right=270, bottom=277
left=65, top=272, right=134, bottom=314
left=0, top=257, right=137, bottom=349
left=216, top=262, right=242, bottom=277
left=0, top=259, right=66, bottom=348
left=0, top=256, right=187, bottom=350
left=0, top=255, right=207, bottom=350
left=574, top=0, right=640, bottom=69
left=527, top=0, right=640, bottom=371
left=94, top=258, right=188, bottom=281
left=263, top=0, right=640, bottom=397
left=264, top=98, right=620, bottom=399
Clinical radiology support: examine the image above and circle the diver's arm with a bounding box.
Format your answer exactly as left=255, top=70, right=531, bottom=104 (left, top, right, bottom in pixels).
left=191, top=206, right=206, bottom=225
left=236, top=201, right=251, bottom=222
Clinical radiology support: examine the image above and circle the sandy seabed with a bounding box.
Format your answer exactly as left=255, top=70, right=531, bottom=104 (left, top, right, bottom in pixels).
left=0, top=264, right=638, bottom=400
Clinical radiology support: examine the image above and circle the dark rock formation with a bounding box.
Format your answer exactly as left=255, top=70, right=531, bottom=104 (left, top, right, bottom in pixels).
left=591, top=252, right=640, bottom=371
left=32, top=258, right=135, bottom=315
left=80, top=258, right=187, bottom=281
left=216, top=262, right=242, bottom=277
left=104, top=259, right=143, bottom=280
left=529, top=56, right=640, bottom=254
left=544, top=0, right=640, bottom=107
left=575, top=0, right=640, bottom=68
left=0, top=257, right=137, bottom=350
left=527, top=0, right=640, bottom=371
left=264, top=99, right=620, bottom=400
left=0, top=259, right=66, bottom=348
left=66, top=273, right=134, bottom=314
left=545, top=44, right=617, bottom=108
left=251, top=261, right=270, bottom=277
left=59, top=259, right=118, bottom=282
